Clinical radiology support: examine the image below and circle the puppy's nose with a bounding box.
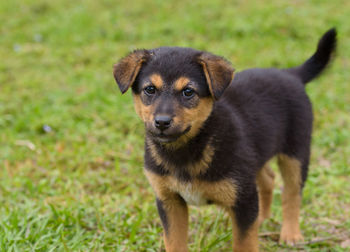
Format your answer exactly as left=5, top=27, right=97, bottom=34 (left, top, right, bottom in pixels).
left=154, top=115, right=172, bottom=131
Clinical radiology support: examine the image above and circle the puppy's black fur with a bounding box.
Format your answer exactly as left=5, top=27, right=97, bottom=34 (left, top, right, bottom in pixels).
left=113, top=28, right=336, bottom=251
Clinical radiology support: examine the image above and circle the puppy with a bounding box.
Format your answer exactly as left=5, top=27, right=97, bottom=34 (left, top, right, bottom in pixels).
left=113, top=28, right=336, bottom=252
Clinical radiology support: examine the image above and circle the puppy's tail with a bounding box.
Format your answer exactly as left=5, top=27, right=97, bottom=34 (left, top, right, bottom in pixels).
left=286, top=28, right=337, bottom=85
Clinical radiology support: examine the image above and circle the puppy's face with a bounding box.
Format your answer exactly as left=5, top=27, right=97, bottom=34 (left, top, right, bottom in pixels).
left=114, top=47, right=234, bottom=144
left=132, top=72, right=213, bottom=143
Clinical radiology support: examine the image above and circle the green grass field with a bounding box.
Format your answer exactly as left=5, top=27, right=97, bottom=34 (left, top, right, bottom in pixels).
left=1, top=0, right=349, bottom=251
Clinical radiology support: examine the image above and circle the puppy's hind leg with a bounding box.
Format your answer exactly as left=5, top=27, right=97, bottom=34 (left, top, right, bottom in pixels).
left=256, top=163, right=275, bottom=226
left=278, top=154, right=305, bottom=245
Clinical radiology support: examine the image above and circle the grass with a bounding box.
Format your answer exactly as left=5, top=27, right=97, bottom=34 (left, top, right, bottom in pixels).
left=0, top=0, right=349, bottom=251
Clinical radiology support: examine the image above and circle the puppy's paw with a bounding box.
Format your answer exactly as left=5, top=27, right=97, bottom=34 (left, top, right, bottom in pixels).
left=279, top=230, right=304, bottom=245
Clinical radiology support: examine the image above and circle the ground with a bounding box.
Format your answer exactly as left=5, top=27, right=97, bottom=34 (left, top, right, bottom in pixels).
left=0, top=0, right=349, bottom=251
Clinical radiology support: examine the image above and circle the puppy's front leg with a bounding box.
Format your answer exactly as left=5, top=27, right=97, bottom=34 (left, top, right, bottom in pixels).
left=156, top=195, right=189, bottom=252
left=228, top=189, right=259, bottom=252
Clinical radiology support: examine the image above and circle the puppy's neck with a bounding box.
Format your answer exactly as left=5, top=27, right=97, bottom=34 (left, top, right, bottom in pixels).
left=145, top=111, right=219, bottom=179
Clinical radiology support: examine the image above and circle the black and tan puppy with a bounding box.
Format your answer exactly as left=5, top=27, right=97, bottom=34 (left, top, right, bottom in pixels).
left=113, top=29, right=336, bottom=251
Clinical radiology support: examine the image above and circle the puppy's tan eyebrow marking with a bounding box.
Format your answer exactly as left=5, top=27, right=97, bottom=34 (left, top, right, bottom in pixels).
left=149, top=74, right=164, bottom=89
left=174, top=77, right=191, bottom=91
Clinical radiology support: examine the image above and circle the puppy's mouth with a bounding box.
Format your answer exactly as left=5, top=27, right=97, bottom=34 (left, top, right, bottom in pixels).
left=149, top=126, right=191, bottom=143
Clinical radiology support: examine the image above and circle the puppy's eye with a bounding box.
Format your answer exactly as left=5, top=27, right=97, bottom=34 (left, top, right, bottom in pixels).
left=182, top=87, right=195, bottom=98
left=144, top=85, right=156, bottom=95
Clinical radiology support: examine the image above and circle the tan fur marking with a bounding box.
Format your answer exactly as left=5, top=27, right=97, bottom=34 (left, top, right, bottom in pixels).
left=144, top=169, right=170, bottom=198
left=149, top=73, right=164, bottom=90
left=145, top=170, right=237, bottom=251
left=199, top=60, right=215, bottom=98
left=146, top=138, right=171, bottom=169
left=256, top=162, right=275, bottom=225
left=229, top=209, right=259, bottom=252
left=163, top=202, right=189, bottom=252
left=174, top=77, right=190, bottom=91
left=167, top=97, right=213, bottom=149
left=131, top=74, right=162, bottom=122
left=145, top=171, right=189, bottom=252
left=184, top=97, right=213, bottom=139
left=132, top=94, right=154, bottom=122
left=168, top=177, right=237, bottom=206
left=145, top=170, right=237, bottom=207
left=189, top=142, right=215, bottom=176
left=278, top=154, right=304, bottom=244
left=113, top=50, right=147, bottom=93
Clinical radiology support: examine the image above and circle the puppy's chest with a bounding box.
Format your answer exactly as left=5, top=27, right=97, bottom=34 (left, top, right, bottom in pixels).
left=169, top=181, right=209, bottom=206
left=166, top=177, right=237, bottom=207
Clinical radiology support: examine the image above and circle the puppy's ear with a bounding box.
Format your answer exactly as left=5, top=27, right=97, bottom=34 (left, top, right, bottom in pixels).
left=197, top=52, right=235, bottom=100
left=113, top=49, right=150, bottom=94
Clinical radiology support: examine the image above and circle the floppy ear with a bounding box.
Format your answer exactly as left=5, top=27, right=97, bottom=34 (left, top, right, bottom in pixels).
left=197, top=52, right=235, bottom=100
left=113, top=49, right=150, bottom=94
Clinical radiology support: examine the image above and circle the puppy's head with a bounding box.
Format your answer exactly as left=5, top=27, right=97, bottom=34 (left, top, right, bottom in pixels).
left=113, top=47, right=234, bottom=144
